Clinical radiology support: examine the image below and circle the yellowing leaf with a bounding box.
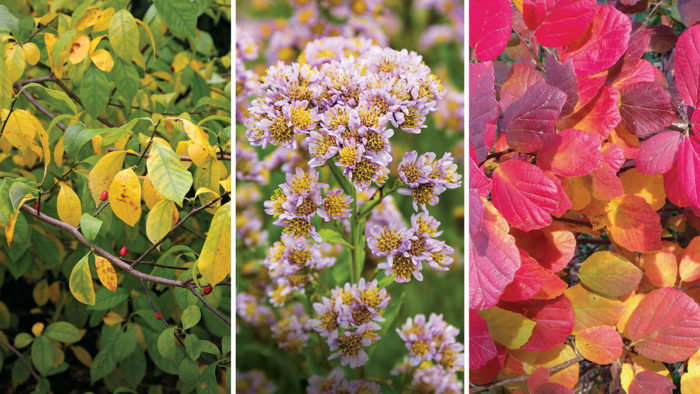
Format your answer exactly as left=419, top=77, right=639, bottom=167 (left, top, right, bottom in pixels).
left=88, top=150, right=126, bottom=207
left=102, top=312, right=124, bottom=326
left=69, top=254, right=95, bottom=305
left=57, top=182, right=81, bottom=227
left=54, top=136, right=64, bottom=167
left=68, top=34, right=90, bottom=64
left=146, top=200, right=174, bottom=244
left=43, top=33, right=57, bottom=67
left=620, top=354, right=671, bottom=393
left=682, top=369, right=700, bottom=394
left=606, top=194, right=663, bottom=252
left=565, top=284, right=625, bottom=333
left=108, top=168, right=142, bottom=226
left=4, top=42, right=25, bottom=82
left=141, top=174, right=164, bottom=209
left=22, top=42, right=40, bottom=65
left=93, top=8, right=114, bottom=32
left=32, top=322, right=44, bottom=337
left=172, top=118, right=215, bottom=158
left=109, top=9, right=139, bottom=62
left=90, top=49, right=113, bottom=72
left=478, top=307, right=536, bottom=349
left=680, top=237, right=700, bottom=283
left=510, top=344, right=579, bottom=389
left=94, top=255, right=117, bottom=292
left=620, top=168, right=666, bottom=211
left=617, top=293, right=646, bottom=336
left=70, top=345, right=92, bottom=367
left=74, top=7, right=102, bottom=30
left=578, top=251, right=643, bottom=298
left=197, top=202, right=230, bottom=286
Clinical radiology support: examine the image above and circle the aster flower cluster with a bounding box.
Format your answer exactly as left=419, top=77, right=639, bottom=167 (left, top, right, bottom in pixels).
left=236, top=292, right=276, bottom=329
left=245, top=39, right=446, bottom=192
left=236, top=31, right=261, bottom=119
left=307, top=368, right=380, bottom=394
left=368, top=211, right=455, bottom=283
left=264, top=167, right=352, bottom=243
left=391, top=313, right=464, bottom=393
left=415, top=0, right=464, bottom=52
left=309, top=278, right=390, bottom=368
left=271, top=303, right=311, bottom=353
left=236, top=370, right=277, bottom=394
left=398, top=151, right=462, bottom=211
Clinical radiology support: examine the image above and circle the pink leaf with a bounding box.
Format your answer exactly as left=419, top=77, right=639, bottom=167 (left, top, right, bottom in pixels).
left=629, top=371, right=675, bottom=394
left=470, top=62, right=499, bottom=162
left=545, top=54, right=579, bottom=116
left=523, top=0, right=595, bottom=47
left=637, top=131, right=683, bottom=175
left=470, top=309, right=498, bottom=369
left=664, top=161, right=694, bottom=208
left=674, top=24, right=700, bottom=108
left=503, top=82, right=567, bottom=153
left=500, top=63, right=545, bottom=112
left=470, top=0, right=512, bottom=62
left=538, top=128, right=602, bottom=177
left=619, top=82, right=675, bottom=137
left=558, top=5, right=631, bottom=77
left=491, top=159, right=560, bottom=231
left=677, top=134, right=700, bottom=209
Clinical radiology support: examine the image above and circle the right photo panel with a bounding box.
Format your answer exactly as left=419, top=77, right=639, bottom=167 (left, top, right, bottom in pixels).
left=236, top=0, right=465, bottom=392
left=470, top=0, right=700, bottom=392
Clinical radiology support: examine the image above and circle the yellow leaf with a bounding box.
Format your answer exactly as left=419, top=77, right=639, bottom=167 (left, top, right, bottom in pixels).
left=74, top=7, right=102, bottom=30
left=93, top=8, right=114, bottom=33
left=68, top=35, right=90, bottom=64
left=69, top=254, right=95, bottom=305
left=43, top=33, right=57, bottom=67
left=220, top=176, right=231, bottom=192
left=57, top=183, right=81, bottom=227
left=146, top=200, right=174, bottom=244
left=90, top=49, right=113, bottom=72
left=88, top=150, right=126, bottom=207
left=176, top=140, right=192, bottom=169
left=478, top=307, right=536, bottom=349
left=32, top=322, right=44, bottom=337
left=94, top=255, right=117, bottom=292
left=683, top=369, right=700, bottom=394
left=54, top=136, right=64, bottom=167
left=197, top=202, right=231, bottom=286
left=23, top=42, right=40, bottom=65
left=141, top=174, right=164, bottom=209
left=108, top=168, right=142, bottom=226
left=4, top=42, right=25, bottom=82
left=620, top=354, right=671, bottom=392
left=620, top=168, right=666, bottom=211
left=102, top=312, right=124, bottom=326
left=35, top=12, right=57, bottom=27
left=134, top=18, right=156, bottom=60
left=70, top=345, right=92, bottom=367
left=172, top=117, right=215, bottom=158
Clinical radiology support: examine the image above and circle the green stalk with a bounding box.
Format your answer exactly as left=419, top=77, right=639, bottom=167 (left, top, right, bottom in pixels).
left=350, top=186, right=358, bottom=283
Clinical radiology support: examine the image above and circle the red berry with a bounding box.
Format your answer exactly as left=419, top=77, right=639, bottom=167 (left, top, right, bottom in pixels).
left=155, top=312, right=162, bottom=320
left=203, top=286, right=212, bottom=295
left=170, top=66, right=175, bottom=72
left=119, top=246, right=127, bottom=256
left=12, top=89, right=16, bottom=95
left=101, top=190, right=108, bottom=201
left=33, top=203, right=39, bottom=211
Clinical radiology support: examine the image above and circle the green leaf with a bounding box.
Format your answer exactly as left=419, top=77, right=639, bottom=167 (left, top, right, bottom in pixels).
left=146, top=199, right=174, bottom=244
left=79, top=65, right=111, bottom=118
left=80, top=213, right=102, bottom=242
left=153, top=0, right=197, bottom=37
left=43, top=322, right=81, bottom=344
left=14, top=333, right=33, bottom=348
left=185, top=333, right=201, bottom=361
left=178, top=357, right=199, bottom=383
left=63, top=123, right=90, bottom=161
left=0, top=180, right=12, bottom=225
left=0, top=44, right=12, bottom=112
left=199, top=340, right=219, bottom=358
left=146, top=141, right=193, bottom=206
left=22, top=83, right=78, bottom=115
left=69, top=253, right=95, bottom=305
left=0, top=5, right=19, bottom=33
left=8, top=181, right=34, bottom=211
left=90, top=348, right=117, bottom=384
left=197, top=363, right=218, bottom=394
left=119, top=349, right=146, bottom=389
left=86, top=287, right=128, bottom=311
left=31, top=336, right=53, bottom=376
left=109, top=10, right=139, bottom=62
left=181, top=305, right=201, bottom=330
left=111, top=58, right=139, bottom=105
left=319, top=228, right=351, bottom=247
left=157, top=327, right=176, bottom=360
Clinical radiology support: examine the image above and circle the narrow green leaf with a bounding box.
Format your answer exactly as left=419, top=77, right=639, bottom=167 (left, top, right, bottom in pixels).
left=153, top=0, right=197, bottom=37
left=109, top=10, right=139, bottom=61
left=69, top=254, right=95, bottom=305
left=319, top=228, right=351, bottom=247
left=146, top=141, right=193, bottom=206
left=79, top=65, right=111, bottom=118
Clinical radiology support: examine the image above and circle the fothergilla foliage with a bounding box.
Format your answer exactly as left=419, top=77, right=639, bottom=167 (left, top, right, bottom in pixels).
left=470, top=0, right=700, bottom=392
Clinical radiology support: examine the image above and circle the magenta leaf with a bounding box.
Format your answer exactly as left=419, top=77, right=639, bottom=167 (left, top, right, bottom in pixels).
left=619, top=82, right=675, bottom=137
left=674, top=24, right=700, bottom=108
left=470, top=62, right=499, bottom=162
left=637, top=131, right=683, bottom=175
left=538, top=128, right=602, bottom=177
left=523, top=0, right=595, bottom=47
left=469, top=0, right=512, bottom=62
left=470, top=309, right=498, bottom=369
left=677, top=134, right=700, bottom=209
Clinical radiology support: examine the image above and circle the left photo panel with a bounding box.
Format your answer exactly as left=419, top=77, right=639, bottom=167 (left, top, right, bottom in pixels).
left=0, top=1, right=232, bottom=392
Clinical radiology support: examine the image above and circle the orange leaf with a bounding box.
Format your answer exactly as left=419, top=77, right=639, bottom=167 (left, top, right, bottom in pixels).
left=575, top=325, right=623, bottom=364
left=620, top=168, right=666, bottom=211
left=642, top=248, right=678, bottom=288
left=606, top=194, right=663, bottom=252
left=680, top=236, right=700, bottom=283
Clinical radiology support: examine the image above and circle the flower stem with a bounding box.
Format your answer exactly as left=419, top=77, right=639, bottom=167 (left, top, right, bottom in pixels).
left=350, top=186, right=358, bottom=283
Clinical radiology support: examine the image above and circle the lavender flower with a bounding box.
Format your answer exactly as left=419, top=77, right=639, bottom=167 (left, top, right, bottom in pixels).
left=236, top=370, right=277, bottom=394
left=328, top=327, right=373, bottom=368
left=272, top=303, right=310, bottom=353
left=307, top=368, right=345, bottom=394
left=319, top=189, right=352, bottom=221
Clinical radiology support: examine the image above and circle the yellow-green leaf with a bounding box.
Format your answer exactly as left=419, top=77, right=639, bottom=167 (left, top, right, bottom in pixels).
left=146, top=199, right=174, bottom=244
left=94, top=255, right=117, bottom=292
left=69, top=254, right=95, bottom=305
left=4, top=41, right=25, bottom=82
left=88, top=150, right=126, bottom=207
left=197, top=202, right=230, bottom=286
left=478, top=306, right=536, bottom=349
left=147, top=141, right=193, bottom=206
left=578, top=251, right=643, bottom=298
left=108, top=9, right=139, bottom=62
left=108, top=168, right=141, bottom=226
left=57, top=182, right=81, bottom=227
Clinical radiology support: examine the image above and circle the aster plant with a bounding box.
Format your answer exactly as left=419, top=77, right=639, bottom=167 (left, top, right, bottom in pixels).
left=236, top=1, right=464, bottom=391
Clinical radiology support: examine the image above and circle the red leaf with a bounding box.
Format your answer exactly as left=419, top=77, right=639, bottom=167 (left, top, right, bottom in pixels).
left=637, top=131, right=683, bottom=175
left=523, top=0, right=595, bottom=47
left=469, top=344, right=506, bottom=385
left=627, top=287, right=700, bottom=363
left=503, top=82, right=567, bottom=153
left=558, top=5, right=631, bottom=77
left=619, top=82, right=675, bottom=137
left=546, top=54, right=579, bottom=116
left=664, top=161, right=694, bottom=208
left=601, top=142, right=625, bottom=172
left=501, top=250, right=549, bottom=302
left=576, top=72, right=607, bottom=109
left=648, top=25, right=677, bottom=53
left=492, top=159, right=560, bottom=231
left=533, top=383, right=575, bottom=394
left=563, top=84, right=621, bottom=140
left=470, top=0, right=512, bottom=62
left=470, top=62, right=499, bottom=162
left=546, top=172, right=572, bottom=216
left=629, top=371, right=675, bottom=394
left=511, top=226, right=576, bottom=272
left=500, top=63, right=545, bottom=112
left=527, top=367, right=550, bottom=393
left=591, top=162, right=625, bottom=200
left=575, top=325, right=623, bottom=364
left=470, top=308, right=497, bottom=369
left=677, top=134, right=700, bottom=209
left=470, top=198, right=521, bottom=309
left=501, top=294, right=575, bottom=352
left=470, top=157, right=491, bottom=197
left=613, top=59, right=665, bottom=89
left=674, top=24, right=700, bottom=108
left=538, top=128, right=602, bottom=177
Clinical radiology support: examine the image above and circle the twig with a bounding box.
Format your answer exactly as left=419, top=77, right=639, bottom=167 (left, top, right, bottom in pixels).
left=187, top=283, right=231, bottom=326
left=22, top=16, right=57, bottom=44
left=130, top=191, right=230, bottom=268
left=140, top=278, right=169, bottom=328
left=106, top=147, right=231, bottom=162
left=0, top=333, right=41, bottom=381
left=20, top=90, right=66, bottom=130
left=478, top=149, right=515, bottom=167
